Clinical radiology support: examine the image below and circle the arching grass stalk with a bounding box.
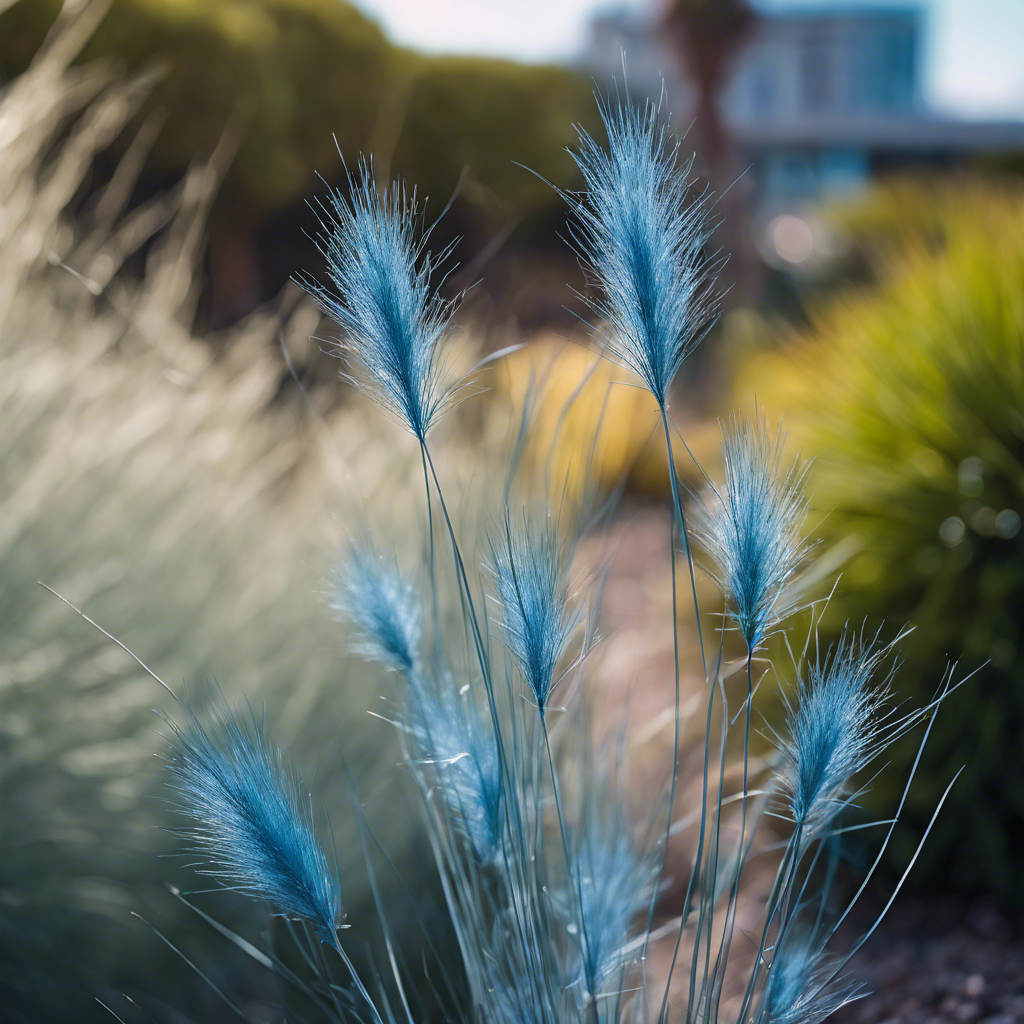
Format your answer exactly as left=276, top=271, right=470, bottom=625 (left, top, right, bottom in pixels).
left=540, top=712, right=601, bottom=1024
left=650, top=406, right=707, bottom=970
left=700, top=652, right=756, bottom=1007
left=421, top=440, right=494, bottom=697
left=681, top=669, right=731, bottom=1024
left=420, top=442, right=441, bottom=648
left=326, top=935, right=387, bottom=1024
left=648, top=641, right=721, bottom=1024
left=565, top=96, right=719, bottom=978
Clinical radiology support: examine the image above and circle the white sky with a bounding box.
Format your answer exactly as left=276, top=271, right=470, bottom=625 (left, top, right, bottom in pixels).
left=349, top=0, right=1024, bottom=121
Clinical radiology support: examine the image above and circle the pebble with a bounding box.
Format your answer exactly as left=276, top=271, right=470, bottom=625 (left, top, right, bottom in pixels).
left=965, top=977, right=987, bottom=999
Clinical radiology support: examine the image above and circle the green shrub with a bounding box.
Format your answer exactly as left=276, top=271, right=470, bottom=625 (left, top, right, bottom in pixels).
left=736, top=184, right=1024, bottom=899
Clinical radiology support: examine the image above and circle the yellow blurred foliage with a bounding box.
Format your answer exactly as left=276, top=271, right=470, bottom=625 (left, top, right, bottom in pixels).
left=495, top=335, right=721, bottom=503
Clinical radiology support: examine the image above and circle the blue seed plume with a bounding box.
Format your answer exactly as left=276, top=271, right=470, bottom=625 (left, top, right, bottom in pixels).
left=697, top=414, right=808, bottom=652
left=332, top=543, right=422, bottom=676
left=166, top=701, right=341, bottom=944
left=779, top=633, right=901, bottom=837
left=568, top=98, right=717, bottom=409
left=303, top=165, right=456, bottom=441
left=488, top=516, right=580, bottom=715
left=332, top=545, right=500, bottom=857
left=764, top=935, right=862, bottom=1024
left=572, top=813, right=650, bottom=1000
left=406, top=680, right=503, bottom=861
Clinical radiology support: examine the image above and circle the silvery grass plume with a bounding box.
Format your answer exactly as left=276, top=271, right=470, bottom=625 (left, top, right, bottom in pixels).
left=567, top=98, right=718, bottom=410
left=778, top=629, right=925, bottom=839
left=761, top=934, right=862, bottom=1024
left=405, top=675, right=504, bottom=862
left=488, top=513, right=582, bottom=715
left=302, top=164, right=458, bottom=441
left=571, top=804, right=652, bottom=1004
left=165, top=699, right=342, bottom=944
left=333, top=543, right=503, bottom=860
left=696, top=414, right=810, bottom=653
left=332, top=542, right=422, bottom=676
left=479, top=948, right=553, bottom=1024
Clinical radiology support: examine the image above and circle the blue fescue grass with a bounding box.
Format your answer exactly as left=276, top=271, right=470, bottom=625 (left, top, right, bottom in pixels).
left=333, top=541, right=422, bottom=676
left=404, top=676, right=504, bottom=862
left=571, top=796, right=653, bottom=1004
left=333, top=542, right=504, bottom=862
left=761, top=934, right=861, bottom=1024
left=776, top=628, right=933, bottom=841
left=67, top=91, right=971, bottom=1024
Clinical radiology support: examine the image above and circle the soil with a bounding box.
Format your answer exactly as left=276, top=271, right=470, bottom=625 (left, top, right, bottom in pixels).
left=584, top=508, right=1020, bottom=1024
left=833, top=899, right=1024, bottom=1024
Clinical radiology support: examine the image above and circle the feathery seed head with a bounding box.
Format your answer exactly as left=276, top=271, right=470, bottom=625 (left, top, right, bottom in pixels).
left=405, top=679, right=503, bottom=861
left=167, top=702, right=341, bottom=944
left=572, top=812, right=650, bottom=1000
left=779, top=633, right=896, bottom=837
left=569, top=98, right=718, bottom=408
left=488, top=516, right=580, bottom=714
left=333, top=543, right=422, bottom=676
left=764, top=936, right=862, bottom=1024
left=304, top=165, right=456, bottom=440
left=697, top=414, right=809, bottom=651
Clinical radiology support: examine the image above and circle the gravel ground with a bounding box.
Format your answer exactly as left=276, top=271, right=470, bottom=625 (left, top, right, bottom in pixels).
left=833, top=899, right=1024, bottom=1024
left=584, top=509, right=1019, bottom=1024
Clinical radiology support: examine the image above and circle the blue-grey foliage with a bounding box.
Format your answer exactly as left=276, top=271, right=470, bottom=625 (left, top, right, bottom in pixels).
left=304, top=166, right=456, bottom=441
left=568, top=99, right=717, bottom=409
left=405, top=679, right=503, bottom=861
left=477, top=944, right=552, bottom=1024
left=333, top=543, right=422, bottom=676
left=488, top=516, right=581, bottom=714
left=166, top=702, right=341, bottom=944
left=697, top=415, right=808, bottom=651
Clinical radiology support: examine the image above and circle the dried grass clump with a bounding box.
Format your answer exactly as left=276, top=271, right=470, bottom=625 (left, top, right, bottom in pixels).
left=0, top=3, right=491, bottom=1018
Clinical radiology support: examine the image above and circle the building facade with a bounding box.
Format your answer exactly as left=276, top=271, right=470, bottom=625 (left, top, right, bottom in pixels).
left=580, top=3, right=1024, bottom=207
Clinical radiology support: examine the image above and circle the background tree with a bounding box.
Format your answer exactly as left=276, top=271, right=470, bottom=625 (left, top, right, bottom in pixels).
left=0, top=0, right=596, bottom=322
left=663, top=0, right=759, bottom=303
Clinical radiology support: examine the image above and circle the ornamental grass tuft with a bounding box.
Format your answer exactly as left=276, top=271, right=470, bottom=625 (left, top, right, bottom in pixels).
left=44, top=95, right=971, bottom=1024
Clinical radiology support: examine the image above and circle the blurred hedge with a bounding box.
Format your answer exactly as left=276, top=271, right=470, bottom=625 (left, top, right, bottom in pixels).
left=732, top=179, right=1024, bottom=900
left=0, top=0, right=595, bottom=220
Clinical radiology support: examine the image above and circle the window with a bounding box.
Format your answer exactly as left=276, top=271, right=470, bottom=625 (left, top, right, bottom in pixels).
left=800, top=32, right=830, bottom=112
